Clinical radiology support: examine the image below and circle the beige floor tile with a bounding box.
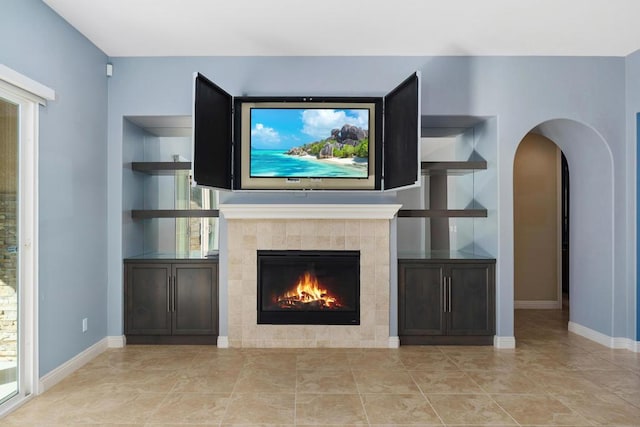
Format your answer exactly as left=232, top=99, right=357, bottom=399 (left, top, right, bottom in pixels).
left=295, top=393, right=368, bottom=425
left=410, top=370, right=484, bottom=394
left=348, top=349, right=405, bottom=370
left=548, top=353, right=621, bottom=371
left=426, top=394, right=517, bottom=425
left=222, top=392, right=295, bottom=424
left=522, top=369, right=602, bottom=394
left=353, top=369, right=421, bottom=394
left=442, top=352, right=517, bottom=371
left=399, top=351, right=459, bottom=371
left=2, top=397, right=67, bottom=425
left=296, top=350, right=354, bottom=371
left=491, top=393, right=591, bottom=425
left=148, top=392, right=230, bottom=424
left=53, top=392, right=166, bottom=424
left=190, top=352, right=249, bottom=371
left=511, top=352, right=570, bottom=370
left=52, top=367, right=181, bottom=395
left=233, top=367, right=297, bottom=392
left=243, top=352, right=298, bottom=370
left=615, top=390, right=640, bottom=408
left=296, top=370, right=359, bottom=394
left=465, top=369, right=544, bottom=393
left=361, top=393, right=442, bottom=425
left=579, top=369, right=640, bottom=395
left=172, top=369, right=240, bottom=393
left=554, top=390, right=640, bottom=426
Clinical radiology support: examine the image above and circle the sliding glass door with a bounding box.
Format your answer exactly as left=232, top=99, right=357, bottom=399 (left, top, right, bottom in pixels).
left=0, top=95, right=19, bottom=404
left=0, top=66, right=47, bottom=416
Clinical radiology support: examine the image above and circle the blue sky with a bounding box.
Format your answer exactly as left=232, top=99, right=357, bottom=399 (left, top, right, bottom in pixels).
left=250, top=108, right=369, bottom=150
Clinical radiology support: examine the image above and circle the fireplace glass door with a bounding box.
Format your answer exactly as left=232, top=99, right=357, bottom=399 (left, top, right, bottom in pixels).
left=257, top=250, right=360, bottom=325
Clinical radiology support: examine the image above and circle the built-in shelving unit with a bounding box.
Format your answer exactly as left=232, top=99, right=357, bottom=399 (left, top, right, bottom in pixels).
left=420, top=160, right=487, bottom=175
left=129, top=161, right=219, bottom=219
left=123, top=115, right=219, bottom=258
left=398, top=209, right=487, bottom=218
left=396, top=116, right=497, bottom=346
left=131, top=161, right=191, bottom=174
left=398, top=161, right=488, bottom=218
left=131, top=209, right=219, bottom=219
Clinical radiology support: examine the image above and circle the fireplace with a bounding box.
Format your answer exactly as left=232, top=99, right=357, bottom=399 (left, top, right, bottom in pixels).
left=257, top=250, right=360, bottom=325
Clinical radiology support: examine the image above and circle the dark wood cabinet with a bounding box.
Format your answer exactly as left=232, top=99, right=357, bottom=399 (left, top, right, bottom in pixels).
left=125, top=259, right=218, bottom=344
left=398, top=258, right=495, bottom=345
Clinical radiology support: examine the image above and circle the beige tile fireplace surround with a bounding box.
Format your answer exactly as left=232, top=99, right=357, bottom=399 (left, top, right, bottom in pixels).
left=220, top=204, right=401, bottom=349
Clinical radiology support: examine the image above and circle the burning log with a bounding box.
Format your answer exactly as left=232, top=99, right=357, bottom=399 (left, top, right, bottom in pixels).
left=273, top=272, right=343, bottom=310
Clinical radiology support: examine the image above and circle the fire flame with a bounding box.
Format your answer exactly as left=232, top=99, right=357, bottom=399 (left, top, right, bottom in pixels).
left=275, top=272, right=341, bottom=309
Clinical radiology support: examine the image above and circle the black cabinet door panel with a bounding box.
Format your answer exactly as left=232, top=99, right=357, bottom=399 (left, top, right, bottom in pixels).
left=126, top=264, right=172, bottom=335
left=172, top=263, right=218, bottom=335
left=193, top=73, right=233, bottom=190
left=447, top=264, right=494, bottom=335
left=399, top=263, right=445, bottom=335
left=383, top=72, right=420, bottom=190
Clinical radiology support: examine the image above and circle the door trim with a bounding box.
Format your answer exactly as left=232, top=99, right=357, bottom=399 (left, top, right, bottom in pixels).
left=0, top=65, right=54, bottom=416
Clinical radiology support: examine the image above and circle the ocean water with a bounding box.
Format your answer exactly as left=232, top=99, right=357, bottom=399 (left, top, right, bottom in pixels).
left=250, top=149, right=368, bottom=178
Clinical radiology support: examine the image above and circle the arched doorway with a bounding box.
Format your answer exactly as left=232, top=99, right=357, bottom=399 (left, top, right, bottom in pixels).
left=513, top=119, right=614, bottom=341
left=514, top=133, right=565, bottom=310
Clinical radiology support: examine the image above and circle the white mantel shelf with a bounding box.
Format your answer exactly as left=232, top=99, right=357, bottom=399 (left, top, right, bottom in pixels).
left=219, top=204, right=402, bottom=220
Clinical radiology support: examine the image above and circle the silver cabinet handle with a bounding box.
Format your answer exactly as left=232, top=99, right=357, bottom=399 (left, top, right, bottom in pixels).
left=448, top=277, right=452, bottom=313
left=167, top=275, right=171, bottom=312
left=442, top=276, right=447, bottom=312
left=172, top=276, right=177, bottom=312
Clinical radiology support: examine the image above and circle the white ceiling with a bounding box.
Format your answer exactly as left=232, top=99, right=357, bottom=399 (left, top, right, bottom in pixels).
left=43, top=0, right=640, bottom=57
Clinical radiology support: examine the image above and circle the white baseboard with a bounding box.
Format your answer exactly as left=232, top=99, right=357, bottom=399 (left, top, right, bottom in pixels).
left=107, top=335, right=126, bottom=348
left=39, top=337, right=109, bottom=393
left=494, top=335, right=516, bottom=349
left=514, top=300, right=562, bottom=309
left=568, top=321, right=640, bottom=352
left=217, top=336, right=229, bottom=348
left=388, top=336, right=400, bottom=348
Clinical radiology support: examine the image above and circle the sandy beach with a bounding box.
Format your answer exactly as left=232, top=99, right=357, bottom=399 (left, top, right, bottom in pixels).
left=306, top=155, right=367, bottom=168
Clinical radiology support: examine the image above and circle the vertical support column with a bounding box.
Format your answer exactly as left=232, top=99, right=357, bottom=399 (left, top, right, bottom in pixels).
left=430, top=174, right=449, bottom=251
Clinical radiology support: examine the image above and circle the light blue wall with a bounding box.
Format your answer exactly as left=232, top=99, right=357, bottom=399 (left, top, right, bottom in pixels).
left=122, top=119, right=146, bottom=258
left=1, top=0, right=108, bottom=375
left=107, top=56, right=632, bottom=342
left=628, top=49, right=640, bottom=341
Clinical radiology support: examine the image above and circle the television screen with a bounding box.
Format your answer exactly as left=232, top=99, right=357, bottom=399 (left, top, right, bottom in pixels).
left=249, top=108, right=370, bottom=179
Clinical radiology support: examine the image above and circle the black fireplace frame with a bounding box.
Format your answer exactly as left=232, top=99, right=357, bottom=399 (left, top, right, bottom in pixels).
left=257, top=250, right=360, bottom=325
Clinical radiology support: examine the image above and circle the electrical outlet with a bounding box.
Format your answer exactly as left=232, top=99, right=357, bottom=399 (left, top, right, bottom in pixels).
left=82, top=318, right=88, bottom=333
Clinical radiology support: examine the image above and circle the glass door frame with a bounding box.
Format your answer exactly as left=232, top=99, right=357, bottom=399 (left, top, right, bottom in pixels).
left=0, top=66, right=54, bottom=416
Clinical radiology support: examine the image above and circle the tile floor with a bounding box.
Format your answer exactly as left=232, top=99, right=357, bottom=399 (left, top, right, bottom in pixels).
left=3, top=309, right=640, bottom=426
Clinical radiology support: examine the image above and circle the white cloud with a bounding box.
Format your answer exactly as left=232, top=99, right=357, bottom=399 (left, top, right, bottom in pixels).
left=301, top=109, right=369, bottom=139
left=251, top=123, right=280, bottom=145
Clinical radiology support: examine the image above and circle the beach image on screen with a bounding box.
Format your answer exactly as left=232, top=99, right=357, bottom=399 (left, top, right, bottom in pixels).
left=250, top=108, right=369, bottom=178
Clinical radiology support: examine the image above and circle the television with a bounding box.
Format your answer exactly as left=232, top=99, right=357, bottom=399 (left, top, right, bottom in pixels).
left=237, top=99, right=380, bottom=190
left=192, top=72, right=420, bottom=192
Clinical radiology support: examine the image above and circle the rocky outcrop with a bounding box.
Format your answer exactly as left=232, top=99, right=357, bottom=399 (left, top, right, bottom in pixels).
left=286, top=147, right=307, bottom=156
left=318, top=143, right=335, bottom=158
left=285, top=123, right=368, bottom=159
left=338, top=124, right=366, bottom=142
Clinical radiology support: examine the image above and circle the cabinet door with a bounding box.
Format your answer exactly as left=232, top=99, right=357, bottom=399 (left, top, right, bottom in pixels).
left=192, top=73, right=233, bottom=190
left=447, top=263, right=495, bottom=336
left=172, top=263, right=218, bottom=335
left=125, top=263, right=172, bottom=335
left=398, top=262, right=445, bottom=336
left=383, top=72, right=421, bottom=190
